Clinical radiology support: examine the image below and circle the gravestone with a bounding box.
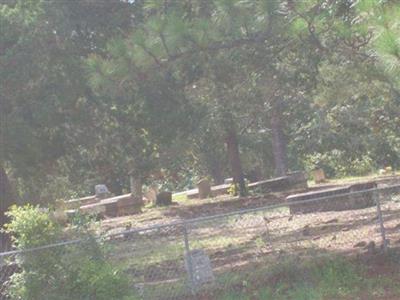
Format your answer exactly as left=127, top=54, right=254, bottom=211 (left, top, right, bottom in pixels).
left=52, top=200, right=68, bottom=224
left=95, top=184, right=111, bottom=199
left=144, top=185, right=158, bottom=205
left=224, top=178, right=233, bottom=184
left=155, top=191, right=172, bottom=206
left=312, top=169, right=326, bottom=184
left=185, top=249, right=214, bottom=290
left=197, top=179, right=211, bottom=199
left=287, top=171, right=308, bottom=190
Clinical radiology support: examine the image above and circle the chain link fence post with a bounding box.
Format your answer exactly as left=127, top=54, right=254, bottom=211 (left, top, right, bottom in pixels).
left=183, top=222, right=195, bottom=295
left=374, top=188, right=388, bottom=252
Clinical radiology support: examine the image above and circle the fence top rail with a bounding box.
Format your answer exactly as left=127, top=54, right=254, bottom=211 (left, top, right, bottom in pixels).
left=1, top=183, right=400, bottom=258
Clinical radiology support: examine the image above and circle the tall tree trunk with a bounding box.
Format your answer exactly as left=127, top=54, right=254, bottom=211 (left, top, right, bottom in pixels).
left=0, top=164, right=17, bottom=250
left=209, top=161, right=224, bottom=185
left=270, top=101, right=287, bottom=177
left=226, top=129, right=247, bottom=197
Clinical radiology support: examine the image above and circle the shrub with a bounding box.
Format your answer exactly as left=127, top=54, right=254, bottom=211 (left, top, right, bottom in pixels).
left=304, top=150, right=375, bottom=178
left=227, top=179, right=250, bottom=196
left=3, top=205, right=137, bottom=300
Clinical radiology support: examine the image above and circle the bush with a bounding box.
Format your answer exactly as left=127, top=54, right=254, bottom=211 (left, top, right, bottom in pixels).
left=227, top=179, right=250, bottom=196
left=3, top=205, right=137, bottom=300
left=304, top=150, right=375, bottom=178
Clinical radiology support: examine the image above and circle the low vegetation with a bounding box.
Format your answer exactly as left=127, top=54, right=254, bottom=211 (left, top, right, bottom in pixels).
left=217, top=254, right=400, bottom=300
left=3, top=205, right=137, bottom=300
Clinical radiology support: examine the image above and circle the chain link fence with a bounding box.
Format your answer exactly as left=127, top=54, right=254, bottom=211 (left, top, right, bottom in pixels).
left=1, top=183, right=400, bottom=299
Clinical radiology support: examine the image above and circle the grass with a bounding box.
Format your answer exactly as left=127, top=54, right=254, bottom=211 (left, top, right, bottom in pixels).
left=216, top=254, right=400, bottom=300
left=172, top=193, right=188, bottom=203
left=101, top=172, right=400, bottom=299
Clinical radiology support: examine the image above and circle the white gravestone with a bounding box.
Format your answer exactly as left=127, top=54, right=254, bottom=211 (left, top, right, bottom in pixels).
left=95, top=184, right=110, bottom=199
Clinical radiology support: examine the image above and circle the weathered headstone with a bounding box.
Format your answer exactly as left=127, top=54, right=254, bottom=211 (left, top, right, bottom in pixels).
left=95, top=184, right=111, bottom=199
left=144, top=185, right=158, bottom=205
left=155, top=191, right=172, bottom=206
left=197, top=178, right=211, bottom=199
left=185, top=249, right=215, bottom=290
left=312, top=169, right=326, bottom=184
left=224, top=178, right=233, bottom=184
left=52, top=200, right=68, bottom=224
left=287, top=171, right=308, bottom=190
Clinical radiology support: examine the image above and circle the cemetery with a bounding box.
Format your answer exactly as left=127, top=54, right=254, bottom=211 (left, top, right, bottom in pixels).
left=58, top=171, right=400, bottom=228
left=2, top=163, right=398, bottom=300
left=2, top=1, right=400, bottom=299
left=3, top=170, right=400, bottom=300
left=90, top=173, right=400, bottom=299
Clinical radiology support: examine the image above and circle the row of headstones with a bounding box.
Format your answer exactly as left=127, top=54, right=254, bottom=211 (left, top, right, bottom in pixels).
left=95, top=184, right=173, bottom=206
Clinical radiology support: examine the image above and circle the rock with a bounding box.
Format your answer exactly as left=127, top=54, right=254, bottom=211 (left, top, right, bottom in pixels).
left=342, top=227, right=351, bottom=232
left=354, top=241, right=367, bottom=248
left=156, top=191, right=172, bottom=206
left=197, top=178, right=211, bottom=199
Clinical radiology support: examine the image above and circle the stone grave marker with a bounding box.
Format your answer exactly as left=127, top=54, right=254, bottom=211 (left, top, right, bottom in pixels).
left=224, top=178, right=233, bottom=184
left=197, top=178, right=211, bottom=199
left=144, top=185, right=158, bottom=205
left=155, top=191, right=172, bottom=206
left=52, top=199, right=68, bottom=224
left=312, top=169, right=326, bottom=184
left=185, top=249, right=215, bottom=290
left=95, top=184, right=111, bottom=199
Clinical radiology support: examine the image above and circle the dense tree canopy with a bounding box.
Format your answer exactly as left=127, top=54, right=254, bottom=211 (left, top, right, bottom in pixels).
left=1, top=0, right=399, bottom=216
